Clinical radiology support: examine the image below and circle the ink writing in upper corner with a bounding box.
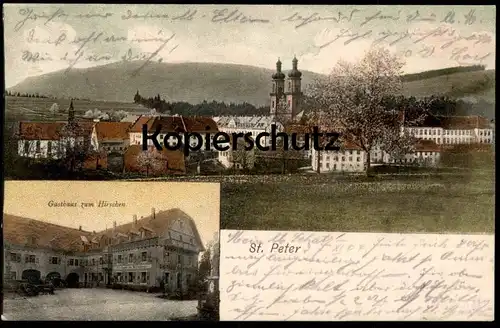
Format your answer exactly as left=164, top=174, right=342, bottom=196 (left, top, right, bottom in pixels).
left=130, top=33, right=177, bottom=77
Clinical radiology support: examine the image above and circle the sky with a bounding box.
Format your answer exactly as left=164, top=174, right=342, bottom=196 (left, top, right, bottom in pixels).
left=3, top=181, right=220, bottom=246
left=3, top=4, right=496, bottom=88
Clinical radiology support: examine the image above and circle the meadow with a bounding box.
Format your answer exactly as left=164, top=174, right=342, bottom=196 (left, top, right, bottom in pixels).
left=218, top=170, right=495, bottom=234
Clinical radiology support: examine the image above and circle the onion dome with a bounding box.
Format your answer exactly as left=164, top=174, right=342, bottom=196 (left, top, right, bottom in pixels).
left=272, top=58, right=285, bottom=80
left=288, top=56, right=302, bottom=78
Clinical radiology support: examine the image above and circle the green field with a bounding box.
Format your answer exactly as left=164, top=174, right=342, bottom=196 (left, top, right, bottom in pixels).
left=219, top=171, right=495, bottom=233
left=4, top=96, right=147, bottom=122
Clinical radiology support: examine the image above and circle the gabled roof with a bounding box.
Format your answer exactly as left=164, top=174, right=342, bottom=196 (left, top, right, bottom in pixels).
left=129, top=116, right=154, bottom=133
left=18, top=121, right=95, bottom=140
left=94, top=122, right=131, bottom=141
left=4, top=208, right=206, bottom=253
left=4, top=214, right=93, bottom=252
left=18, top=122, right=67, bottom=140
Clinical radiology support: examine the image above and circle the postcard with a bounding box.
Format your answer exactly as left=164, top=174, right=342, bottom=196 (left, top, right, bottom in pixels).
left=2, top=3, right=496, bottom=322
left=3, top=181, right=220, bottom=321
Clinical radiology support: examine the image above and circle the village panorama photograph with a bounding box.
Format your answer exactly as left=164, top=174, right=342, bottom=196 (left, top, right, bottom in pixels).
left=3, top=4, right=495, bottom=234
left=2, top=181, right=220, bottom=321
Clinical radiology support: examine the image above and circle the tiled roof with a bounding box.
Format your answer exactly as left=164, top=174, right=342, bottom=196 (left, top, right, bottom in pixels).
left=94, top=122, right=131, bottom=141
left=19, top=121, right=95, bottom=140
left=4, top=208, right=205, bottom=253
left=97, top=208, right=205, bottom=252
left=19, top=122, right=67, bottom=140
left=183, top=116, right=219, bottom=133
left=3, top=214, right=93, bottom=252
left=216, top=116, right=275, bottom=130
left=123, top=145, right=186, bottom=175
left=407, top=114, right=491, bottom=129
left=129, top=116, right=154, bottom=133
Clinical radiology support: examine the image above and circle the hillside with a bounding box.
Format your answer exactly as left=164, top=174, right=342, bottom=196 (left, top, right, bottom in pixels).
left=7, top=61, right=495, bottom=113
left=7, top=61, right=324, bottom=107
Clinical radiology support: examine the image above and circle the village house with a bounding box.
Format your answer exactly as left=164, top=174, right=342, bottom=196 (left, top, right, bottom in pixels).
left=128, top=115, right=219, bottom=152
left=3, top=208, right=205, bottom=293
left=90, top=121, right=131, bottom=154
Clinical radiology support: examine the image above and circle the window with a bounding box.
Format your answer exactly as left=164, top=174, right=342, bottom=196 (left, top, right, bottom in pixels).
left=128, top=272, right=134, bottom=283
left=129, top=253, right=134, bottom=263
left=99, top=257, right=103, bottom=265
left=47, top=141, right=52, bottom=154
left=424, top=129, right=427, bottom=135
left=177, top=254, right=181, bottom=264
left=141, top=252, right=147, bottom=262
left=357, top=150, right=360, bottom=155
left=69, top=259, right=74, bottom=266
left=117, top=255, right=122, bottom=263
left=92, top=258, right=95, bottom=265
left=341, top=157, right=345, bottom=162
left=50, top=256, right=58, bottom=264
left=326, top=162, right=330, bottom=169
left=10, top=253, right=21, bottom=262
left=141, top=272, right=147, bottom=283
left=357, top=157, right=361, bottom=162
left=24, top=141, right=29, bottom=154
left=36, top=140, right=41, bottom=153
left=179, top=235, right=183, bottom=242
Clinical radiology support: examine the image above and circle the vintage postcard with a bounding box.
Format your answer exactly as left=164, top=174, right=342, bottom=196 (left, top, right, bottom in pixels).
left=2, top=181, right=220, bottom=321
left=2, top=3, right=496, bottom=322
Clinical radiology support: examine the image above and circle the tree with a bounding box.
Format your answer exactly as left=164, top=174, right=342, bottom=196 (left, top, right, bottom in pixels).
left=229, top=136, right=255, bottom=173
left=49, top=103, right=60, bottom=116
left=136, top=147, right=164, bottom=177
left=307, top=47, right=427, bottom=176
left=108, top=110, right=127, bottom=122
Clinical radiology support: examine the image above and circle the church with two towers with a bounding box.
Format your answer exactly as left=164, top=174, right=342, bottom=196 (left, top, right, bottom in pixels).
left=269, top=56, right=303, bottom=122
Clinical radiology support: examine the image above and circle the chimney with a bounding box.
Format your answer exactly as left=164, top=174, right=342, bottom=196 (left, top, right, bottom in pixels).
left=133, top=214, right=137, bottom=225
left=79, top=226, right=82, bottom=231
left=151, top=207, right=156, bottom=219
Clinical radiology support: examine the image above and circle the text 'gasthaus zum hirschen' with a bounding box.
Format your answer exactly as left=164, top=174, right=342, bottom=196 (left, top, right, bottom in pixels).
left=220, top=230, right=494, bottom=321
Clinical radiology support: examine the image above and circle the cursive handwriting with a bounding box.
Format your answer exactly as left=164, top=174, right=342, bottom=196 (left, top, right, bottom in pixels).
left=282, top=10, right=360, bottom=29
left=220, top=230, right=494, bottom=321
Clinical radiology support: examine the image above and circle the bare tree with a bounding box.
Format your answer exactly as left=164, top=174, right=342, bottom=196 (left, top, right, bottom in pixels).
left=136, top=147, right=164, bottom=177
left=307, top=47, right=427, bottom=176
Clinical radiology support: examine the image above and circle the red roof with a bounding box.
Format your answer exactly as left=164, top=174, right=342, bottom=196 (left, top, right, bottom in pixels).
left=94, top=122, right=131, bottom=141
left=19, top=122, right=67, bottom=140
left=131, top=116, right=219, bottom=134
left=129, top=116, right=154, bottom=133
left=19, top=121, right=94, bottom=140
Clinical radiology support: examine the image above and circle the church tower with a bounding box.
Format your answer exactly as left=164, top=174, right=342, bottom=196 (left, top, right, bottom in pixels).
left=285, top=56, right=303, bottom=121
left=269, top=58, right=286, bottom=118
left=68, top=99, right=75, bottom=124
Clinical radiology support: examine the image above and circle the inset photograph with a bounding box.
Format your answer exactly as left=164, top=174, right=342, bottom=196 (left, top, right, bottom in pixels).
left=3, top=181, right=220, bottom=321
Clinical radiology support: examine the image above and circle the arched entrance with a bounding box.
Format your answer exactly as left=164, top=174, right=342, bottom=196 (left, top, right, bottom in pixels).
left=46, top=272, right=62, bottom=286
left=22, top=269, right=41, bottom=284
left=66, top=272, right=80, bottom=288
